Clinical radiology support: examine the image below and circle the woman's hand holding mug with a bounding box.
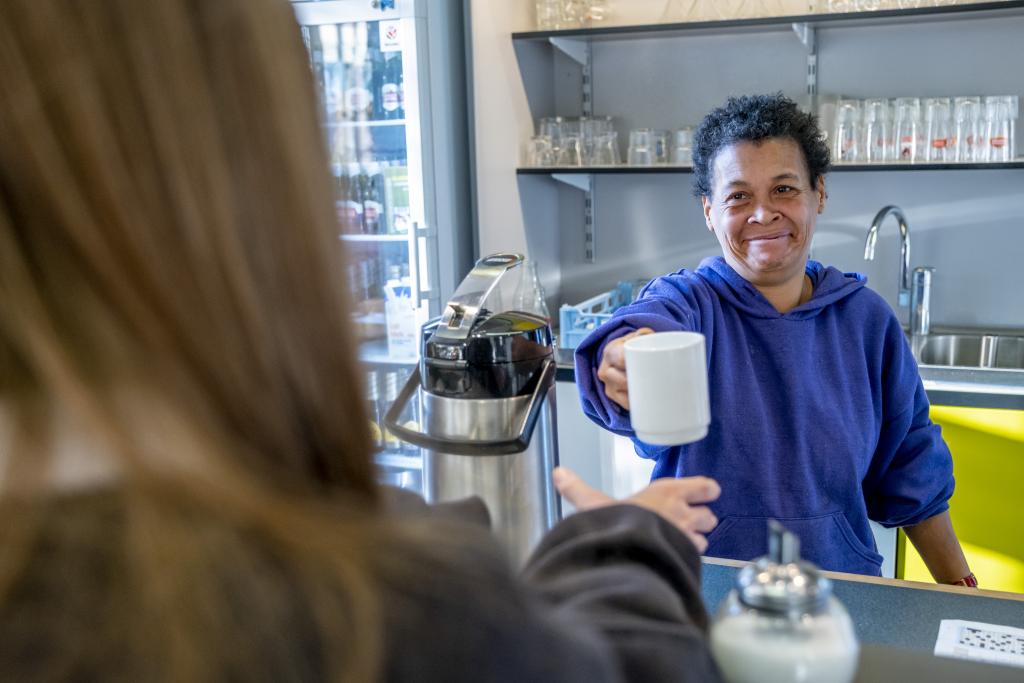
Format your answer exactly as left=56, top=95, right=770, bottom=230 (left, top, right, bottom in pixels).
left=596, top=327, right=655, bottom=410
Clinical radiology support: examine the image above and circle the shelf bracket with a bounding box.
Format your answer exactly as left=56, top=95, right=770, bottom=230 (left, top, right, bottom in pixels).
left=584, top=182, right=595, bottom=263
left=791, top=22, right=816, bottom=51
left=549, top=173, right=596, bottom=263
left=791, top=23, right=817, bottom=97
left=581, top=41, right=593, bottom=117
left=550, top=173, right=592, bottom=192
left=548, top=37, right=589, bottom=66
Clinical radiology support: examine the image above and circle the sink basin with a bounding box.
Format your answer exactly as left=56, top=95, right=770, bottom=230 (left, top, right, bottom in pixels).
left=914, top=334, right=1024, bottom=370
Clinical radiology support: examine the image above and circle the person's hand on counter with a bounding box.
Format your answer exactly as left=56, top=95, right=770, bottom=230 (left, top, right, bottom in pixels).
left=596, top=326, right=654, bottom=410
left=553, top=466, right=720, bottom=553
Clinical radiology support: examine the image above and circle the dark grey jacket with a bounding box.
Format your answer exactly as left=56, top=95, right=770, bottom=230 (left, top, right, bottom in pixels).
left=382, top=492, right=722, bottom=682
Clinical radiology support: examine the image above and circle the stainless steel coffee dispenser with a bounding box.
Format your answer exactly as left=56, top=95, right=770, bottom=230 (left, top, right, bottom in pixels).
left=384, top=253, right=560, bottom=563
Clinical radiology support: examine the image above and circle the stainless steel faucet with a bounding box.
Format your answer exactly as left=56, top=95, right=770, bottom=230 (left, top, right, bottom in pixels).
left=864, top=205, right=911, bottom=307
left=910, top=266, right=934, bottom=337
left=863, top=206, right=935, bottom=337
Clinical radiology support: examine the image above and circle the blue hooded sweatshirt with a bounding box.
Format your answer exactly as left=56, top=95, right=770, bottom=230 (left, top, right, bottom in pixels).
left=574, top=256, right=954, bottom=576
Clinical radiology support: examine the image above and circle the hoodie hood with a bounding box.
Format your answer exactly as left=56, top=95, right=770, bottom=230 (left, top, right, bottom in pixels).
left=695, top=256, right=866, bottom=320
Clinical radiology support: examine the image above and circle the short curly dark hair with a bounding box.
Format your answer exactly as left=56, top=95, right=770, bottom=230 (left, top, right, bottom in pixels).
left=691, top=93, right=830, bottom=198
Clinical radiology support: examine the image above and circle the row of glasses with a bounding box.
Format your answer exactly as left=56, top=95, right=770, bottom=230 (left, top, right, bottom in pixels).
left=822, top=1, right=984, bottom=11
left=527, top=116, right=620, bottom=166
left=661, top=0, right=994, bottom=20
left=627, top=127, right=695, bottom=165
left=526, top=119, right=697, bottom=167
left=661, top=1, right=792, bottom=21
left=832, top=95, right=1018, bottom=163
left=536, top=0, right=610, bottom=30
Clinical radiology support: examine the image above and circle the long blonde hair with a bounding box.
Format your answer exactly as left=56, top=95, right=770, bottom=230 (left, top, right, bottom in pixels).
left=0, top=0, right=415, bottom=679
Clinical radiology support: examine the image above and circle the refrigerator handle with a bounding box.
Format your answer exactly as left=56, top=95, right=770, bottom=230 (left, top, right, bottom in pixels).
left=410, top=221, right=422, bottom=304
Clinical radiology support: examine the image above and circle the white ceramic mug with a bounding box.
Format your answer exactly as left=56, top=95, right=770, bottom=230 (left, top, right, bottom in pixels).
left=624, top=331, right=710, bottom=445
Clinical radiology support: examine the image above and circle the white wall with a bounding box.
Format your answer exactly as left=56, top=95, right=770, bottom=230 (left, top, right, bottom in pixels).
left=468, top=0, right=532, bottom=257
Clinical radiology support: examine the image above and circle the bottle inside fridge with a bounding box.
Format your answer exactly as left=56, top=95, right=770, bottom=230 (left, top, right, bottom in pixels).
left=383, top=164, right=410, bottom=234
left=380, top=53, right=402, bottom=120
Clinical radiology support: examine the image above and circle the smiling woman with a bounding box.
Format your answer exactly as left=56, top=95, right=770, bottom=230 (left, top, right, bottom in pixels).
left=574, top=93, right=976, bottom=586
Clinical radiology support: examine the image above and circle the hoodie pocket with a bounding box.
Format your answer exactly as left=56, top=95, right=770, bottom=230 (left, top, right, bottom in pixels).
left=829, top=512, right=885, bottom=571
left=704, top=512, right=882, bottom=576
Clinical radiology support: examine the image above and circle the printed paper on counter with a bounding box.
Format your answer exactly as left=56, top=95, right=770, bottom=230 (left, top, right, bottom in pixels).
left=934, top=619, right=1024, bottom=669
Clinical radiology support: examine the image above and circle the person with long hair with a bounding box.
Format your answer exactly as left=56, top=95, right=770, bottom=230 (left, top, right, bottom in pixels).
left=0, top=1, right=721, bottom=680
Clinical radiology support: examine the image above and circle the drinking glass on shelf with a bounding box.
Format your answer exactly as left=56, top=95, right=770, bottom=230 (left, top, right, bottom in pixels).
left=892, top=97, right=921, bottom=162
left=584, top=0, right=611, bottom=24
left=983, top=95, right=1018, bottom=162
left=560, top=117, right=582, bottom=142
left=862, top=98, right=891, bottom=163
left=628, top=128, right=656, bottom=166
left=826, top=0, right=855, bottom=12
left=896, top=0, right=923, bottom=7
left=833, top=99, right=861, bottom=163
left=923, top=97, right=952, bottom=162
left=590, top=131, right=620, bottom=165
left=953, top=96, right=982, bottom=162
left=580, top=116, right=612, bottom=164
left=578, top=116, right=595, bottom=163
left=555, top=135, right=584, bottom=166
left=593, top=115, right=615, bottom=140
left=535, top=0, right=561, bottom=29
left=654, top=130, right=671, bottom=164
left=539, top=116, right=565, bottom=147
left=559, top=0, right=588, bottom=27
left=526, top=135, right=554, bottom=166
left=671, top=127, right=695, bottom=164
left=1007, top=95, right=1019, bottom=160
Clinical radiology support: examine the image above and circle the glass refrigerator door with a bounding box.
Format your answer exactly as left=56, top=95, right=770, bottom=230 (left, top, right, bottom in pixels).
left=293, top=1, right=430, bottom=493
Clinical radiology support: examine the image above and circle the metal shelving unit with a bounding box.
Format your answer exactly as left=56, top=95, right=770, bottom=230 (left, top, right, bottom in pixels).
left=517, top=161, right=1024, bottom=176
left=512, top=3, right=1023, bottom=265
left=512, top=1, right=1024, bottom=42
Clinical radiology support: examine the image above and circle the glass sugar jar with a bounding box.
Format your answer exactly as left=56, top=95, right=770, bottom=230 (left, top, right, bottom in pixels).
left=710, top=521, right=860, bottom=683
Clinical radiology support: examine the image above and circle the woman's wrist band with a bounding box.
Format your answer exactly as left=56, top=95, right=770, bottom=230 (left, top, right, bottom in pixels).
left=950, top=572, right=978, bottom=588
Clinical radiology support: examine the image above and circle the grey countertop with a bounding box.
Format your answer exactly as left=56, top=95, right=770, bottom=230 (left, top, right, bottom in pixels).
left=854, top=645, right=1022, bottom=683
left=702, top=558, right=1024, bottom=681
left=555, top=347, right=1024, bottom=410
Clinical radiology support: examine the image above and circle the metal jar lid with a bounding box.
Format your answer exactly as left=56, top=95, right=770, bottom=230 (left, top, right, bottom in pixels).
left=736, top=520, right=832, bottom=615
left=424, top=311, right=553, bottom=366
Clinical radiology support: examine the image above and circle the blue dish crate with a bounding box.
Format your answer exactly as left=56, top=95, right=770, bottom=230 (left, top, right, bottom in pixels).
left=559, top=281, right=638, bottom=350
